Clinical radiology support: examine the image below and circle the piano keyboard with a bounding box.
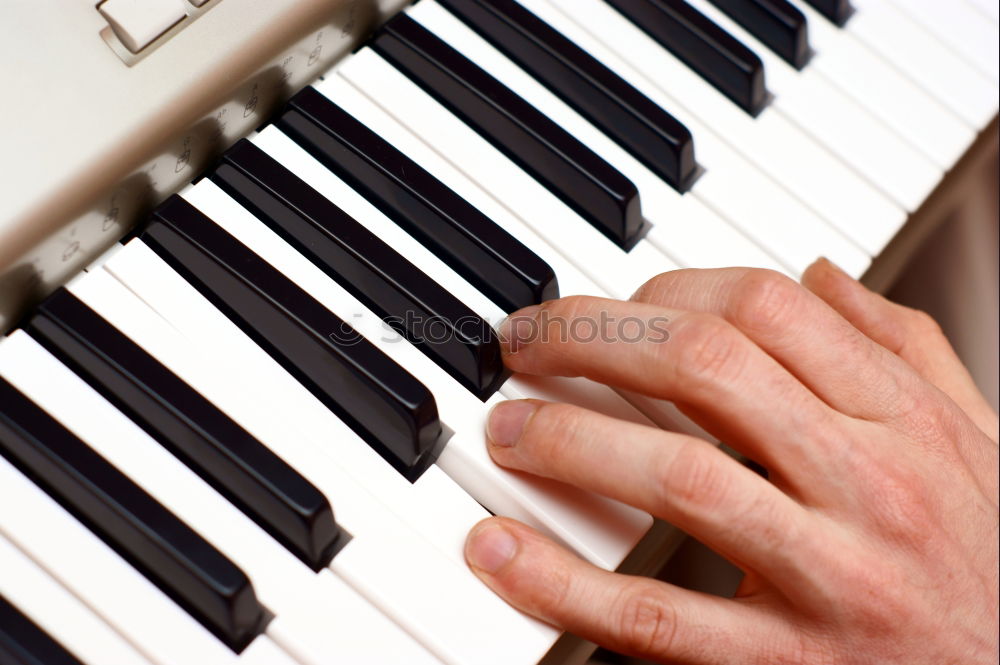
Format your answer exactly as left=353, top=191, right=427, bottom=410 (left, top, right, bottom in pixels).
left=1, top=1, right=997, bottom=663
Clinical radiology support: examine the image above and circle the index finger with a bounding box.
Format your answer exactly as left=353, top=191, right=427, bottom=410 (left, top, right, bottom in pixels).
left=631, top=267, right=928, bottom=426
left=498, top=296, right=845, bottom=486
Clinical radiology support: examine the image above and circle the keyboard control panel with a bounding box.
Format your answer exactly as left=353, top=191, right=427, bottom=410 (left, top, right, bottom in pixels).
left=98, top=0, right=223, bottom=64
left=0, top=0, right=407, bottom=332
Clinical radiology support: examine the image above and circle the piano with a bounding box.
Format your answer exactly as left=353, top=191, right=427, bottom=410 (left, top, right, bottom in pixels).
left=0, top=1, right=996, bottom=663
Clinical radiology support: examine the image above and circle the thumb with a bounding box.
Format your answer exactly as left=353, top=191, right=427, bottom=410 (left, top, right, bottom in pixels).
left=465, top=517, right=775, bottom=664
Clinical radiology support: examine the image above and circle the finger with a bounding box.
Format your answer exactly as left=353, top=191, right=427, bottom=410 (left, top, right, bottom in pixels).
left=498, top=297, right=845, bottom=482
left=630, top=266, right=998, bottom=504
left=803, top=260, right=998, bottom=506
left=465, top=517, right=797, bottom=664
left=631, top=267, right=930, bottom=427
left=802, top=258, right=999, bottom=443
left=486, top=399, right=822, bottom=592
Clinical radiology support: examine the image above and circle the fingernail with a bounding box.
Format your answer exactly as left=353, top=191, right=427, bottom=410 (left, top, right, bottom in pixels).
left=812, top=256, right=849, bottom=278
left=466, top=522, right=518, bottom=574
left=487, top=400, right=538, bottom=447
left=497, top=305, right=542, bottom=354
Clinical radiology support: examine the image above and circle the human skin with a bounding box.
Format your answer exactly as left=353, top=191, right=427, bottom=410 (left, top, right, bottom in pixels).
left=464, top=258, right=999, bottom=664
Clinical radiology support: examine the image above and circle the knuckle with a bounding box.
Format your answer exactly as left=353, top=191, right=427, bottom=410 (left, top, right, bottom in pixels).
left=866, top=468, right=936, bottom=547
left=659, top=443, right=731, bottom=516
left=730, top=487, right=797, bottom=554
left=632, top=271, right=676, bottom=303
left=904, top=307, right=943, bottom=339
left=889, top=385, right=961, bottom=452
left=671, top=314, right=746, bottom=387
left=525, top=403, right=585, bottom=464
left=880, top=307, right=946, bottom=359
left=510, top=555, right=574, bottom=616
left=544, top=295, right=597, bottom=324
left=538, top=296, right=605, bottom=351
left=615, top=584, right=678, bottom=656
left=877, top=480, right=932, bottom=536
left=730, top=270, right=803, bottom=334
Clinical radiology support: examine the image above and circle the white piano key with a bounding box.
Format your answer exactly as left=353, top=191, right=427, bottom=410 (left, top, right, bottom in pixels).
left=251, top=125, right=708, bottom=453
left=614, top=387, right=718, bottom=441
left=848, top=0, right=999, bottom=130
left=249, top=132, right=645, bottom=424
left=104, top=238, right=489, bottom=569
left=180, top=174, right=495, bottom=560
left=249, top=128, right=664, bottom=561
left=313, top=75, right=609, bottom=298
left=329, top=491, right=556, bottom=665
left=0, top=413, right=297, bottom=665
left=251, top=126, right=511, bottom=330
left=499, top=373, right=659, bottom=430
left=330, top=55, right=800, bottom=464
left=962, top=0, right=999, bottom=23
left=687, top=142, right=869, bottom=278
left=256, top=126, right=677, bottom=434
left=181, top=173, right=653, bottom=570
left=1, top=314, right=442, bottom=665
left=259, top=125, right=675, bottom=439
left=515, top=0, right=872, bottom=276
left=643, top=178, right=789, bottom=273
left=880, top=0, right=1000, bottom=82
left=0, top=531, right=153, bottom=665
left=690, top=0, right=953, bottom=198
left=57, top=267, right=556, bottom=665
left=410, top=0, right=786, bottom=273
left=775, top=0, right=976, bottom=169
left=352, top=2, right=868, bottom=434
left=534, top=0, right=899, bottom=263
left=338, top=48, right=680, bottom=301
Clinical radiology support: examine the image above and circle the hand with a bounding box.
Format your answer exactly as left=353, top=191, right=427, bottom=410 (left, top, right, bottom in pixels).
left=465, top=260, right=999, bottom=664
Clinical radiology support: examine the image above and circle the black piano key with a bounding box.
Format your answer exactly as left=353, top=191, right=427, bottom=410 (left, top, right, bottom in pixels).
left=277, top=87, right=558, bottom=315
left=143, top=195, right=445, bottom=481
left=212, top=139, right=508, bottom=399
left=25, top=289, right=344, bottom=572
left=803, top=0, right=853, bottom=27
left=0, top=595, right=84, bottom=665
left=0, top=377, right=265, bottom=653
left=606, top=0, right=769, bottom=115
left=371, top=13, right=645, bottom=250
left=438, top=0, right=698, bottom=191
left=707, top=0, right=811, bottom=69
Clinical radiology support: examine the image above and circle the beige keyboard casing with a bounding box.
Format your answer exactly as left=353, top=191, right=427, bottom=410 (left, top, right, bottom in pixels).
left=0, top=0, right=407, bottom=331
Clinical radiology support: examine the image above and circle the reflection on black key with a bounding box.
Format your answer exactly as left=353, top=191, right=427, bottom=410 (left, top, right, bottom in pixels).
left=371, top=13, right=644, bottom=249
left=212, top=139, right=508, bottom=399
left=708, top=0, right=810, bottom=69
left=606, top=0, right=768, bottom=115
left=277, top=87, right=558, bottom=314
left=144, top=195, right=445, bottom=481
left=803, top=0, right=853, bottom=27
left=26, top=289, right=344, bottom=572
left=0, top=377, right=264, bottom=653
left=0, top=594, right=84, bottom=665
left=438, top=0, right=698, bottom=191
